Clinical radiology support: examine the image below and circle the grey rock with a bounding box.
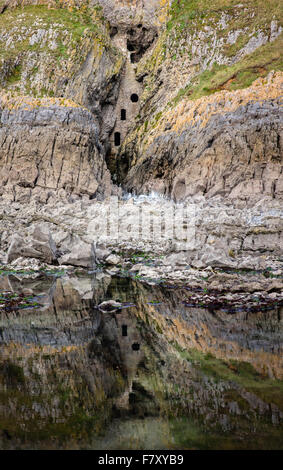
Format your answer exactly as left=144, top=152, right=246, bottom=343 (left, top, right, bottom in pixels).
left=0, top=106, right=112, bottom=203
left=105, top=254, right=121, bottom=265
left=58, top=240, right=96, bottom=269
left=7, top=225, right=57, bottom=264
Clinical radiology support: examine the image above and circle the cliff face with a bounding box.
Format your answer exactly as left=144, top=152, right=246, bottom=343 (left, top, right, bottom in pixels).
left=0, top=1, right=124, bottom=201
left=0, top=1, right=282, bottom=450
left=122, top=72, right=283, bottom=202
left=115, top=1, right=283, bottom=202
left=0, top=99, right=111, bottom=203
left=0, top=0, right=282, bottom=204
left=0, top=2, right=282, bottom=263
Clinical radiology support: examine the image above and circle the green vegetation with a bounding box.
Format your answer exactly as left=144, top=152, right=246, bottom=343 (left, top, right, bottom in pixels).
left=167, top=0, right=282, bottom=35
left=0, top=5, right=104, bottom=59
left=169, top=416, right=283, bottom=450
left=172, top=343, right=283, bottom=409
left=171, top=34, right=282, bottom=104
left=0, top=4, right=110, bottom=95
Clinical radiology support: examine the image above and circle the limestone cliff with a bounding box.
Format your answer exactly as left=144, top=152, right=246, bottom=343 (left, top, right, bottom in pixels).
left=0, top=0, right=124, bottom=201
left=122, top=72, right=283, bottom=202
left=0, top=0, right=282, bottom=268
left=0, top=96, right=112, bottom=202
left=115, top=0, right=283, bottom=202
left=1, top=0, right=282, bottom=203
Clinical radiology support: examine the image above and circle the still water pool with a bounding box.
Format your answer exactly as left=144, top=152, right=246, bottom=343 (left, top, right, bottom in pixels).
left=0, top=272, right=282, bottom=449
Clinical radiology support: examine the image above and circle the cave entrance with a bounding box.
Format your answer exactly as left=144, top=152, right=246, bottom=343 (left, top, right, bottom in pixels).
left=114, top=132, right=121, bottom=146
left=122, top=325, right=128, bottom=336
left=121, top=109, right=126, bottom=120
left=130, top=94, right=139, bottom=103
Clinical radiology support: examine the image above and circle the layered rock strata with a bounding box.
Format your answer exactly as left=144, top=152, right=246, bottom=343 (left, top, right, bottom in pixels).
left=0, top=99, right=112, bottom=203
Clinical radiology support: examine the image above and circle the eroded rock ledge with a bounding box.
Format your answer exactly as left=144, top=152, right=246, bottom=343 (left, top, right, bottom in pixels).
left=0, top=98, right=112, bottom=203
left=122, top=72, right=283, bottom=203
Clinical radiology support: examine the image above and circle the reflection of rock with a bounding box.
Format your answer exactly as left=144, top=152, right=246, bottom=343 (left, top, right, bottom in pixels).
left=98, top=300, right=122, bottom=312
left=0, top=273, right=282, bottom=449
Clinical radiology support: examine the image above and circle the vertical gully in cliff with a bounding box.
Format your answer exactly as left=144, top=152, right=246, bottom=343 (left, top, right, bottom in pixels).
left=103, top=24, right=157, bottom=183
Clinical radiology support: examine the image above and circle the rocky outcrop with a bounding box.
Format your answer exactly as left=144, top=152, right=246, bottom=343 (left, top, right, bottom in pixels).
left=58, top=238, right=96, bottom=269
left=1, top=193, right=283, bottom=272
left=7, top=224, right=57, bottom=264
left=0, top=100, right=112, bottom=203
left=122, top=72, right=283, bottom=203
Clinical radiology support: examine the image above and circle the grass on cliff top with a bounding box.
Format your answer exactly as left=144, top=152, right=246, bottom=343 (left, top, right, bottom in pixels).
left=167, top=0, right=282, bottom=32
left=166, top=0, right=283, bottom=104
left=171, top=33, right=283, bottom=104
left=138, top=0, right=282, bottom=119
left=0, top=4, right=111, bottom=96
left=0, top=4, right=104, bottom=60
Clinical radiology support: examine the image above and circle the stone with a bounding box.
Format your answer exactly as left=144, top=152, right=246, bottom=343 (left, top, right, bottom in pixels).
left=7, top=225, right=57, bottom=264
left=129, top=263, right=144, bottom=272
left=105, top=254, right=121, bottom=265
left=58, top=240, right=96, bottom=269
left=96, top=245, right=112, bottom=261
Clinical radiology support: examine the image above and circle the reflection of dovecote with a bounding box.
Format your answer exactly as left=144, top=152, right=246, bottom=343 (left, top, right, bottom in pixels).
left=113, top=309, right=144, bottom=411
left=115, top=310, right=143, bottom=377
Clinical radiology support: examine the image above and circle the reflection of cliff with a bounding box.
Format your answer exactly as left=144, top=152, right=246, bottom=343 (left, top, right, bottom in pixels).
left=0, top=273, right=282, bottom=449
left=105, top=276, right=283, bottom=379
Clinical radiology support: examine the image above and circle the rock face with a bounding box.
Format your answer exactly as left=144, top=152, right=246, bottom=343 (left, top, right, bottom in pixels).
left=0, top=1, right=282, bottom=272
left=0, top=1, right=124, bottom=203
left=58, top=239, right=96, bottom=269
left=7, top=224, right=57, bottom=264
left=0, top=102, right=112, bottom=203
left=122, top=73, right=283, bottom=203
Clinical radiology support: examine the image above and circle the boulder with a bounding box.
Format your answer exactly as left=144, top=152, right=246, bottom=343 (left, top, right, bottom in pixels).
left=192, top=249, right=234, bottom=269
left=7, top=225, right=57, bottom=264
left=96, top=245, right=112, bottom=262
left=105, top=254, right=121, bottom=265
left=58, top=240, right=96, bottom=269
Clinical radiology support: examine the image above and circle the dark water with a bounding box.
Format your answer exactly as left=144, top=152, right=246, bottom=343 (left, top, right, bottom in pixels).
left=0, top=271, right=282, bottom=449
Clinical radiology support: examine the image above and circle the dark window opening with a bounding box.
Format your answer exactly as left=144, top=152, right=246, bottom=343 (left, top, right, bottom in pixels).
left=110, top=26, right=118, bottom=37
left=130, top=93, right=139, bottom=103
left=121, top=109, right=126, bottom=121
left=132, top=343, right=140, bottom=351
left=122, top=325, right=128, bottom=336
left=114, top=132, right=121, bottom=146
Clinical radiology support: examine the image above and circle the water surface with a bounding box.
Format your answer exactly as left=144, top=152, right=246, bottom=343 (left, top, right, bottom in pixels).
left=0, top=272, right=282, bottom=449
